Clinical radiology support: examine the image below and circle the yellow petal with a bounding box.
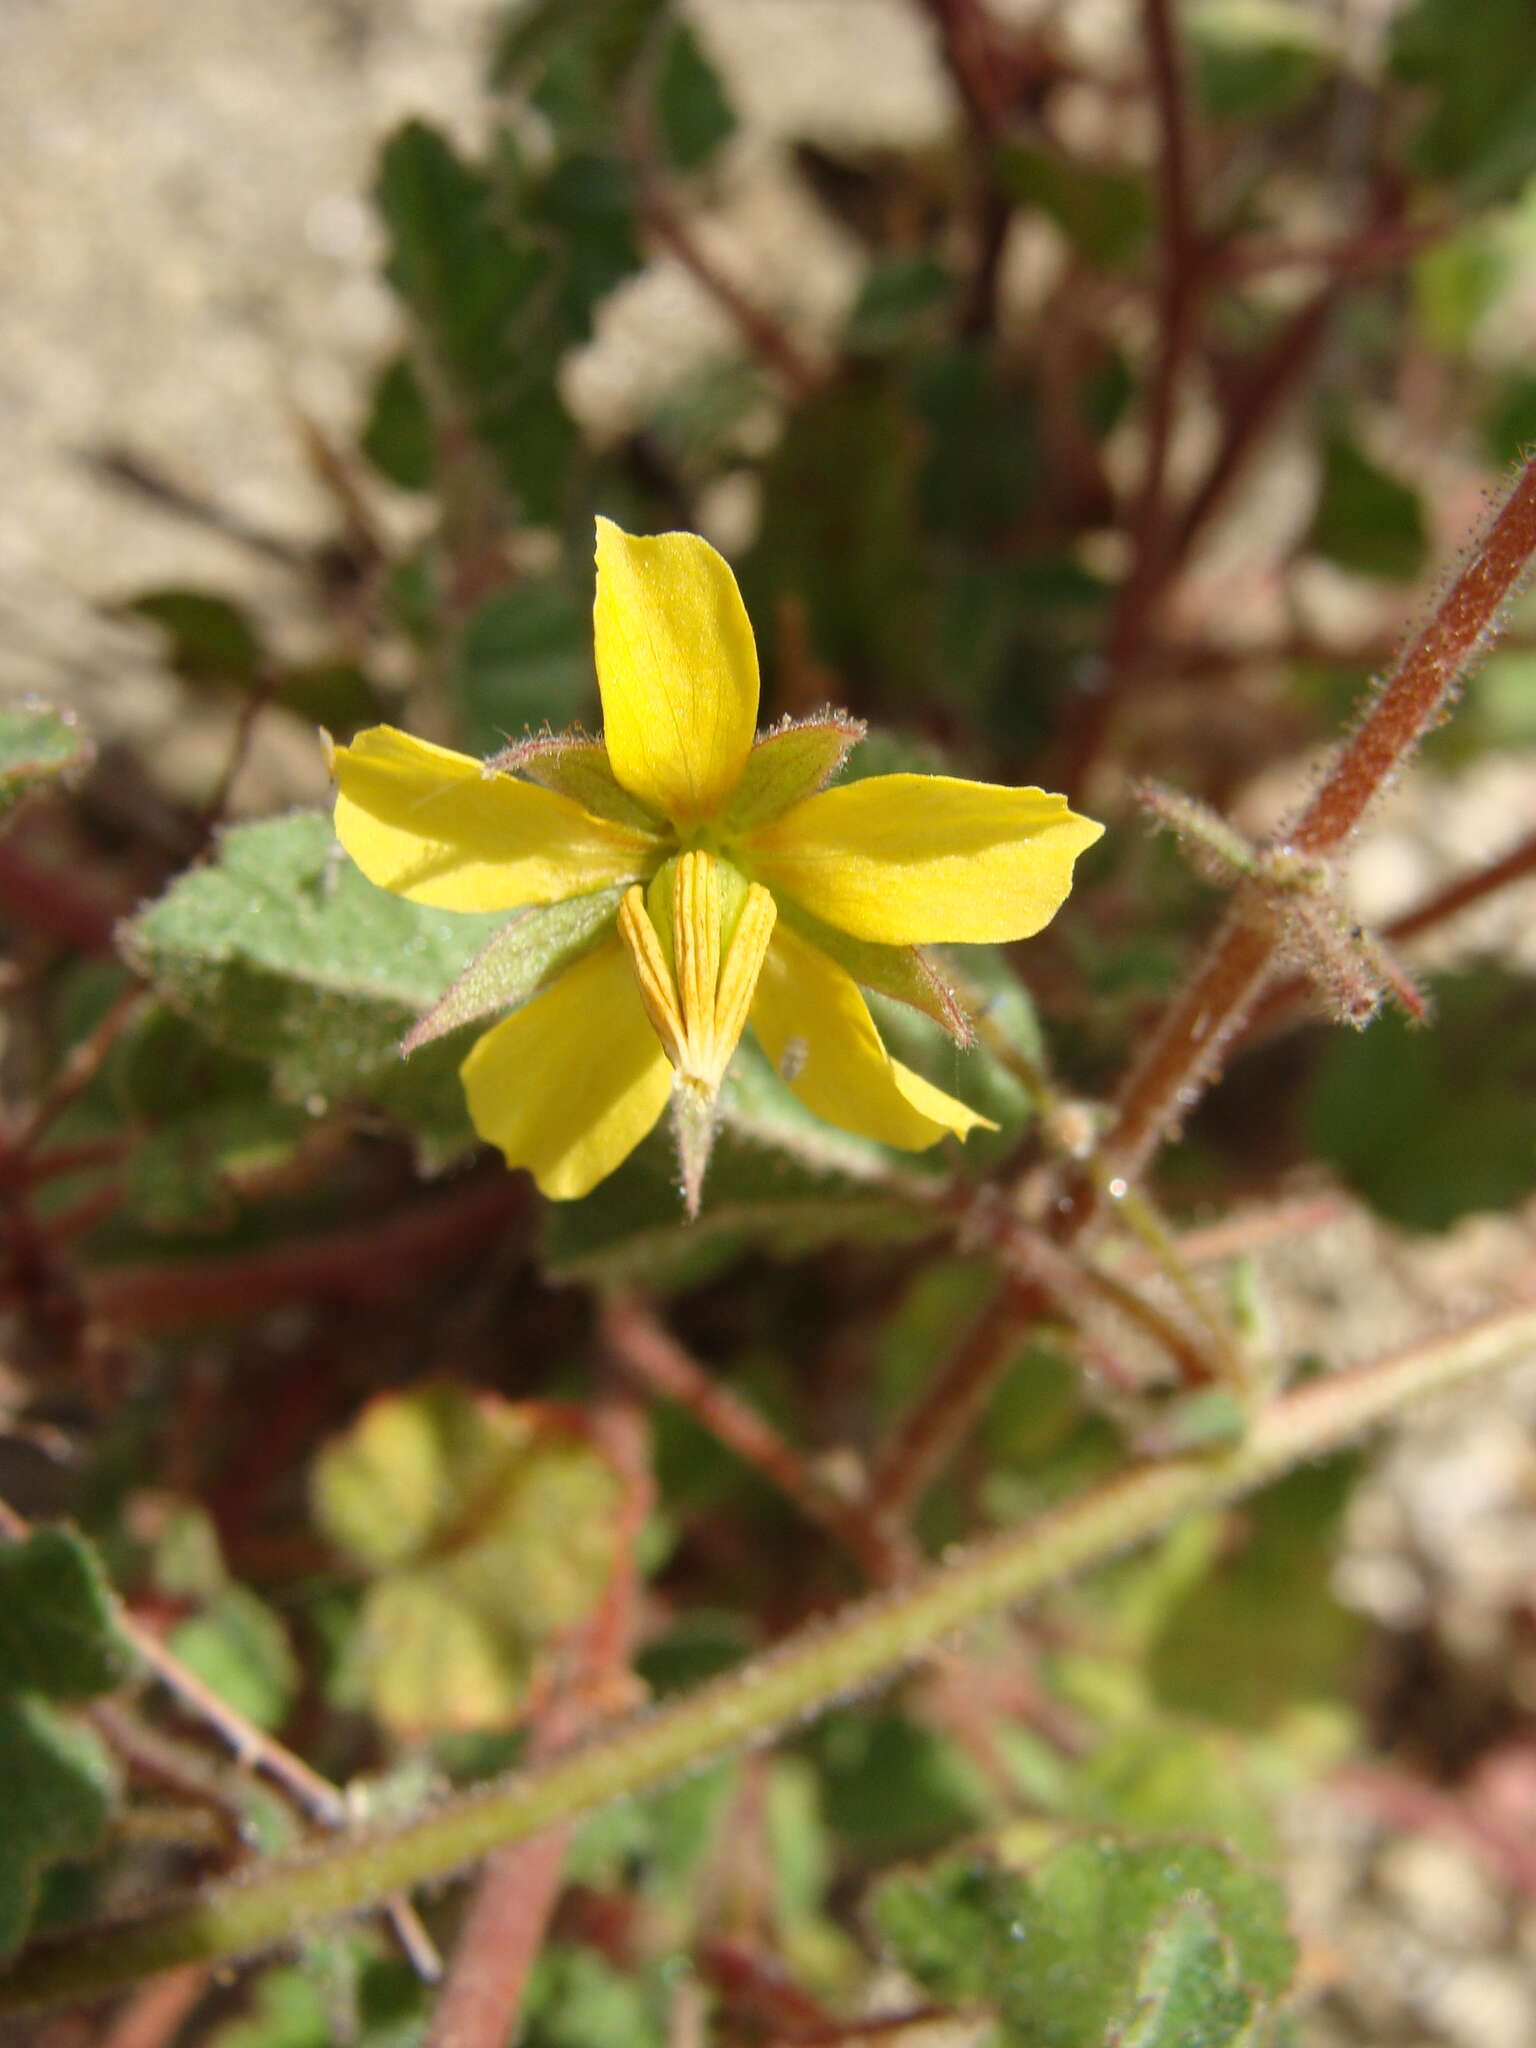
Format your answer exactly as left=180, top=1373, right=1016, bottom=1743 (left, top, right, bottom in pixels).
left=745, top=774, right=1103, bottom=944
left=593, top=519, right=759, bottom=826
left=334, top=726, right=656, bottom=912
left=460, top=940, right=672, bottom=1199
left=750, top=924, right=992, bottom=1151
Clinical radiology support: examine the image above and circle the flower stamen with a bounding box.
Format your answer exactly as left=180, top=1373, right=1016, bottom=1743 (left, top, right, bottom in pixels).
left=617, top=852, right=776, bottom=1215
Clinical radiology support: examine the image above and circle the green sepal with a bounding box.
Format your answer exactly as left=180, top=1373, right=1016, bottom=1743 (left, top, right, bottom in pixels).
left=727, top=713, right=866, bottom=831
left=774, top=896, right=973, bottom=1044
left=489, top=732, right=662, bottom=834
left=402, top=887, right=624, bottom=1052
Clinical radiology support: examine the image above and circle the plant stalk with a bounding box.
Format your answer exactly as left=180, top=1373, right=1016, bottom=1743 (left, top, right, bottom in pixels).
left=7, top=1300, right=1534, bottom=2015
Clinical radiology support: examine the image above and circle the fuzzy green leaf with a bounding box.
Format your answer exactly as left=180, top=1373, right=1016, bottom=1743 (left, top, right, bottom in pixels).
left=1306, top=429, right=1428, bottom=583
left=122, top=811, right=503, bottom=1110
left=1305, top=967, right=1536, bottom=1231
left=311, top=1387, right=624, bottom=1735
left=0, top=704, right=93, bottom=824
left=996, top=147, right=1150, bottom=268
left=171, top=1588, right=300, bottom=1735
left=126, top=589, right=264, bottom=683
left=0, top=1699, right=118, bottom=1961
left=361, top=354, right=435, bottom=491
left=1147, top=1460, right=1362, bottom=1729
left=1392, top=0, right=1536, bottom=202
left=0, top=1527, right=133, bottom=1702
left=872, top=1836, right=1296, bottom=2047
left=655, top=20, right=736, bottom=172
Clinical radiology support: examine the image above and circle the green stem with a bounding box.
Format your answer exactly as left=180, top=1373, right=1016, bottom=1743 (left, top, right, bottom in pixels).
left=8, top=1301, right=1535, bottom=2015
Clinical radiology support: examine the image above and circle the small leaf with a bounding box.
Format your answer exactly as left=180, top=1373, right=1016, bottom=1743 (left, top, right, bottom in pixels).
left=809, top=1707, right=994, bottom=1859
left=871, top=1836, right=1296, bottom=2047
left=0, top=704, right=93, bottom=824
left=996, top=146, right=1150, bottom=268
left=452, top=579, right=596, bottom=755
left=311, top=1387, right=624, bottom=1735
left=0, top=1698, right=118, bottom=1960
left=1148, top=1460, right=1362, bottom=1728
left=171, top=1587, right=300, bottom=1734
left=1305, top=966, right=1536, bottom=1230
left=0, top=1527, right=133, bottom=1701
left=655, top=19, right=736, bottom=173
left=1392, top=0, right=1536, bottom=202
left=1187, top=0, right=1338, bottom=119
left=122, top=811, right=503, bottom=1108
left=125, top=589, right=264, bottom=683
left=846, top=256, right=952, bottom=354
left=1121, top=1902, right=1253, bottom=2048
left=361, top=354, right=435, bottom=491
left=1306, top=429, right=1427, bottom=583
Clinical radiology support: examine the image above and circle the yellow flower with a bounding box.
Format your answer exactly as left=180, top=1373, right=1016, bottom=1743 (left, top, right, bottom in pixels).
left=331, top=520, right=1102, bottom=1211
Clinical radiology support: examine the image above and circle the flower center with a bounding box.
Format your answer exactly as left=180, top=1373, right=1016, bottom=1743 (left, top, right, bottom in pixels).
left=617, top=851, right=776, bottom=1097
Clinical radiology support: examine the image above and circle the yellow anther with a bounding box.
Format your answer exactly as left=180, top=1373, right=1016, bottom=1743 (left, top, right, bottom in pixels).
left=617, top=884, right=686, bottom=1068
left=616, top=854, right=776, bottom=1096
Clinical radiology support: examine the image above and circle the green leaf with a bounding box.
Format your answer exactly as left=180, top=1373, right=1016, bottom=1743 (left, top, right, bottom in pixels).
left=311, top=1386, right=624, bottom=1735
left=0, top=1697, right=118, bottom=1960
left=374, top=120, right=577, bottom=521
left=531, top=149, right=642, bottom=344
left=655, top=20, right=736, bottom=173
left=0, top=1527, right=133, bottom=1701
left=996, top=146, right=1150, bottom=268
left=872, top=1836, right=1296, bottom=2047
left=171, top=1587, right=300, bottom=1734
left=1306, top=428, right=1428, bottom=582
left=1187, top=0, right=1338, bottom=119
left=1483, top=370, right=1536, bottom=469
left=523, top=1944, right=671, bottom=2048
left=452, top=579, right=596, bottom=754
left=1072, top=1725, right=1277, bottom=1862
left=361, top=354, right=435, bottom=490
left=847, top=256, right=953, bottom=354
left=0, top=704, right=93, bottom=824
left=1392, top=0, right=1536, bottom=202
left=122, top=811, right=503, bottom=1110
left=544, top=1076, right=933, bottom=1289
left=746, top=376, right=928, bottom=698
left=808, top=1706, right=993, bottom=1859
left=1147, top=1460, right=1362, bottom=1729
left=1121, top=1902, right=1253, bottom=2048
left=115, top=1008, right=313, bottom=1228
left=914, top=347, right=1040, bottom=548
left=125, top=589, right=264, bottom=683
left=1305, top=966, right=1536, bottom=1230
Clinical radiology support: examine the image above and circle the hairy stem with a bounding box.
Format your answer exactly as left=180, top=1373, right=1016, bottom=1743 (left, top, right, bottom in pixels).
left=7, top=1299, right=1533, bottom=2014
left=1084, top=450, right=1536, bottom=1201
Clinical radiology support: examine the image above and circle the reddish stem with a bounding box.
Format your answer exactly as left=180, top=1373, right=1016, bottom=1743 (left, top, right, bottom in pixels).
left=85, top=1174, right=526, bottom=1332
left=423, top=1401, right=650, bottom=2048
left=601, top=1292, right=909, bottom=1583
left=637, top=192, right=821, bottom=403
left=1089, top=450, right=1536, bottom=1201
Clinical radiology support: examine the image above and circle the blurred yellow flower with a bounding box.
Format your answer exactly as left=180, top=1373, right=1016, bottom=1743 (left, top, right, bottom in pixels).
left=332, top=520, right=1102, bottom=1210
